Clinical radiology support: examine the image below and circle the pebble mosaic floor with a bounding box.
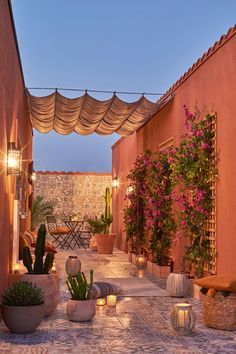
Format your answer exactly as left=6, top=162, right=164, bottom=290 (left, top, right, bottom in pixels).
left=0, top=249, right=236, bottom=353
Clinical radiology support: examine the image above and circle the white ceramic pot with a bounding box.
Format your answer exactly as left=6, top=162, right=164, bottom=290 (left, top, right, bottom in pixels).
left=167, top=272, right=189, bottom=297
left=66, top=299, right=96, bottom=322
left=2, top=304, right=45, bottom=333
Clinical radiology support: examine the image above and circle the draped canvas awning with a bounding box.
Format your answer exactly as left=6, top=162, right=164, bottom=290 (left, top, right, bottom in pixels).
left=26, top=89, right=173, bottom=136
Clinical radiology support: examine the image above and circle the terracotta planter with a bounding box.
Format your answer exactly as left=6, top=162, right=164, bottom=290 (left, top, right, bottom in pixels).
left=89, top=235, right=97, bottom=251
left=2, top=304, right=44, bottom=333
left=95, top=234, right=116, bottom=254
left=65, top=255, right=81, bottom=276
left=152, top=263, right=171, bottom=279
left=147, top=260, right=154, bottom=273
left=166, top=272, right=189, bottom=297
left=131, top=253, right=137, bottom=264
left=66, top=299, right=96, bottom=322
left=8, top=273, right=60, bottom=317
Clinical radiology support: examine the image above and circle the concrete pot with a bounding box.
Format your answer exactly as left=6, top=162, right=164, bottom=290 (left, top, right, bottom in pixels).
left=8, top=273, right=60, bottom=317
left=95, top=234, right=116, bottom=254
left=166, top=272, right=189, bottom=297
left=147, top=260, right=154, bottom=273
left=2, top=304, right=44, bottom=333
left=66, top=299, right=96, bottom=322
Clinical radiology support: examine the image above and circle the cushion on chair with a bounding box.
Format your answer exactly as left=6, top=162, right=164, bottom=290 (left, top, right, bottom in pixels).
left=24, top=230, right=37, bottom=243
left=51, top=226, right=72, bottom=235
left=91, top=282, right=118, bottom=298
left=195, top=274, right=236, bottom=292
left=31, top=241, right=57, bottom=254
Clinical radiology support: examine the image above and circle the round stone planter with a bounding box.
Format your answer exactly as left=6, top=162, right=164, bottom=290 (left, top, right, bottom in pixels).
left=2, top=304, right=45, bottom=333
left=8, top=273, right=60, bottom=317
left=95, top=234, right=116, bottom=254
left=66, top=299, right=96, bottom=322
left=167, top=272, right=189, bottom=297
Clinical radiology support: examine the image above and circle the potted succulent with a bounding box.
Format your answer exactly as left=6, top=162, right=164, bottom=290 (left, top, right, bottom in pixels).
left=1, top=281, right=44, bottom=333
left=66, top=270, right=95, bottom=322
left=88, top=188, right=116, bottom=254
left=8, top=224, right=59, bottom=316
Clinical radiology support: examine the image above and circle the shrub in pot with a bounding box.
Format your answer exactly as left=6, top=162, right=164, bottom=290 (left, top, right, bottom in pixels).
left=66, top=270, right=95, bottom=322
left=1, top=281, right=44, bottom=333
left=88, top=188, right=116, bottom=254
left=9, top=224, right=59, bottom=316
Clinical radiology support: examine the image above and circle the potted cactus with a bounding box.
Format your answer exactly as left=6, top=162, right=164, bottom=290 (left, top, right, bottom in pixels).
left=66, top=270, right=95, bottom=322
left=8, top=224, right=60, bottom=316
left=1, top=281, right=45, bottom=333
left=88, top=188, right=116, bottom=254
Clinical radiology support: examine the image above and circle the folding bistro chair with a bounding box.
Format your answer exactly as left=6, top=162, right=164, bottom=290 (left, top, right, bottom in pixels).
left=46, top=215, right=73, bottom=249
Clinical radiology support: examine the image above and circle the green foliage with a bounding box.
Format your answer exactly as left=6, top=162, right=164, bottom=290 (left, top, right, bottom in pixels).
left=31, top=195, right=54, bottom=230
left=2, top=281, right=44, bottom=306
left=87, top=187, right=113, bottom=235
left=23, top=224, right=54, bottom=274
left=66, top=270, right=93, bottom=300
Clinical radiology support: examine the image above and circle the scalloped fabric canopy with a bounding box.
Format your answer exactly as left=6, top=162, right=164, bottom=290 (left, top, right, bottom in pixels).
left=26, top=90, right=173, bottom=136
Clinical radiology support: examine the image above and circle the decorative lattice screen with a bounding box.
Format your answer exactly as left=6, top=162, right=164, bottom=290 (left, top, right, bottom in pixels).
left=205, top=115, right=217, bottom=274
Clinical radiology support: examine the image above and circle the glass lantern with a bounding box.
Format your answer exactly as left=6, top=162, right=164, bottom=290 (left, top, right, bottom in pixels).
left=171, top=303, right=196, bottom=335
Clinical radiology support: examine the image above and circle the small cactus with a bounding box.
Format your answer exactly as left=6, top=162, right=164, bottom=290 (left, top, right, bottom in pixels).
left=66, top=270, right=93, bottom=300
left=23, top=224, right=54, bottom=274
left=2, top=281, right=44, bottom=306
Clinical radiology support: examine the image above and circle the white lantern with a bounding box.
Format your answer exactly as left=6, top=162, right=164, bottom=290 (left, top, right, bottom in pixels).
left=107, top=295, right=117, bottom=307
left=171, top=303, right=196, bottom=335
left=65, top=256, right=81, bottom=277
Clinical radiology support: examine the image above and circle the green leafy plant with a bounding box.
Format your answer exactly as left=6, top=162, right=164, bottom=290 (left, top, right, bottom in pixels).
left=66, top=270, right=93, bottom=300
left=88, top=187, right=113, bottom=235
left=2, top=281, right=44, bottom=306
left=31, top=195, right=54, bottom=230
left=23, top=224, right=54, bottom=274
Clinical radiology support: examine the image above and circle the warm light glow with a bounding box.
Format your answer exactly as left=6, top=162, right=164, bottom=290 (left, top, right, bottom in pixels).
left=112, top=177, right=119, bottom=188
left=13, top=263, right=20, bottom=274
left=127, top=185, right=134, bottom=194
left=107, top=295, right=117, bottom=307
left=51, top=264, right=57, bottom=274
left=136, top=254, right=147, bottom=268
left=31, top=172, right=37, bottom=182
left=171, top=303, right=196, bottom=335
left=96, top=298, right=106, bottom=306
left=7, top=142, right=22, bottom=175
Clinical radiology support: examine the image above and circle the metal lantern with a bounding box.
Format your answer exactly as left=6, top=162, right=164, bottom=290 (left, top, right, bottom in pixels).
left=7, top=142, right=22, bottom=175
left=136, top=254, right=147, bottom=269
left=171, top=303, right=196, bottom=335
left=65, top=255, right=81, bottom=277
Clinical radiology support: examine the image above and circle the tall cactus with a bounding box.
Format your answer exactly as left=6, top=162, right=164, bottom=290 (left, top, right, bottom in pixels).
left=23, top=223, right=54, bottom=274
left=101, top=187, right=113, bottom=234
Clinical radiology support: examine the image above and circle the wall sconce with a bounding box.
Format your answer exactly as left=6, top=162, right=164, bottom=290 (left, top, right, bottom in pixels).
left=171, top=303, right=196, bottom=335
left=7, top=142, right=22, bottom=175
left=31, top=171, right=36, bottom=182
left=112, top=177, right=119, bottom=188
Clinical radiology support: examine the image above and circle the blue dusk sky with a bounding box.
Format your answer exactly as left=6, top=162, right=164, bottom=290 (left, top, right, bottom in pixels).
left=11, top=0, right=236, bottom=172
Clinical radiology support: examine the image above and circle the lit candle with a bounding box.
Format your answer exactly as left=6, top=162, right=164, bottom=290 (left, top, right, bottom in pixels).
left=176, top=304, right=190, bottom=327
left=13, top=263, right=20, bottom=274
left=96, top=298, right=106, bottom=306
left=136, top=254, right=147, bottom=268
left=51, top=264, right=57, bottom=274
left=107, top=295, right=117, bottom=307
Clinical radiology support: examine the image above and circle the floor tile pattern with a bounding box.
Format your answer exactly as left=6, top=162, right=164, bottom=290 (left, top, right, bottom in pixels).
left=0, top=249, right=236, bottom=353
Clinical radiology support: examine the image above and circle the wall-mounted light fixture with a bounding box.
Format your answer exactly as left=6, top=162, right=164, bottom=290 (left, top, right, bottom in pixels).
left=127, top=185, right=134, bottom=194
left=31, top=171, right=36, bottom=182
left=7, top=142, right=22, bottom=175
left=112, top=177, right=119, bottom=188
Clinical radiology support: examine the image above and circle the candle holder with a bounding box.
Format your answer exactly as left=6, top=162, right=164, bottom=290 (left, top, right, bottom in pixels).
left=171, top=303, right=196, bottom=335
left=13, top=263, right=21, bottom=274
left=96, top=298, right=106, bottom=306
left=107, top=295, right=117, bottom=307
left=136, top=254, right=147, bottom=269
left=51, top=264, right=57, bottom=274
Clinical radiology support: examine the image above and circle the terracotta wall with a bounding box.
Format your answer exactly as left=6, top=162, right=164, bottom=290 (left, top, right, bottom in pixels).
left=35, top=171, right=112, bottom=223
left=0, top=0, right=32, bottom=294
left=112, top=28, right=236, bottom=274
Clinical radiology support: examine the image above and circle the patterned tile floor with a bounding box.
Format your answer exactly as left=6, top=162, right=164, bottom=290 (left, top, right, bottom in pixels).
left=0, top=249, right=236, bottom=353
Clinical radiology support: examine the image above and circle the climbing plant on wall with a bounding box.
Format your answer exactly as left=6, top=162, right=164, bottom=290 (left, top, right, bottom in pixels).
left=171, top=106, right=218, bottom=277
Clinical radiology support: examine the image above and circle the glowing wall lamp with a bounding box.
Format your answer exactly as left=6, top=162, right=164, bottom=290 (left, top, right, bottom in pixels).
left=112, top=177, right=119, bottom=188
left=7, top=142, right=22, bottom=175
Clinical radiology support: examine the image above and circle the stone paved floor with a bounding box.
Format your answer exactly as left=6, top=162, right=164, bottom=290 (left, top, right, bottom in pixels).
left=0, top=249, right=236, bottom=353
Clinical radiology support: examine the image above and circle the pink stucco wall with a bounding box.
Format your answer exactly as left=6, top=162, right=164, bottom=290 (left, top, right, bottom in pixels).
left=0, top=0, right=32, bottom=294
left=112, top=27, right=236, bottom=274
